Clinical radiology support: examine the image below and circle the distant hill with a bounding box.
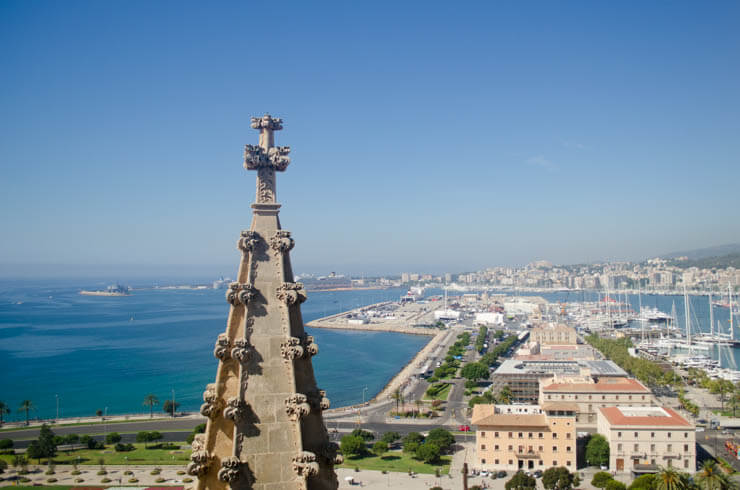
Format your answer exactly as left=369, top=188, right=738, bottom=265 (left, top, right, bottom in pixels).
left=661, top=243, right=740, bottom=260
left=667, top=253, right=740, bottom=270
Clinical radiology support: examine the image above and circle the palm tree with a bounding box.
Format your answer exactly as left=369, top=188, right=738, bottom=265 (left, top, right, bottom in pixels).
left=696, top=460, right=722, bottom=490
left=390, top=388, right=403, bottom=413
left=729, top=391, right=740, bottom=418
left=656, top=466, right=686, bottom=490
left=498, top=385, right=512, bottom=404
left=18, top=400, right=34, bottom=425
left=0, top=401, right=10, bottom=425
left=142, top=394, right=159, bottom=418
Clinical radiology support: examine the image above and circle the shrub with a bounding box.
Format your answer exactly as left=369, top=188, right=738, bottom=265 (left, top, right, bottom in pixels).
left=183, top=477, right=193, bottom=483
left=426, top=428, right=455, bottom=452
left=20, top=477, right=31, bottom=483
left=64, top=434, right=80, bottom=444
left=124, top=470, right=134, bottom=475
left=350, top=428, right=374, bottom=441
left=340, top=435, right=366, bottom=457
left=156, top=477, right=166, bottom=483
left=177, top=470, right=186, bottom=475
left=75, top=478, right=84, bottom=483
left=115, top=442, right=135, bottom=452
left=606, top=481, right=627, bottom=490
left=415, top=441, right=441, bottom=463
left=47, top=478, right=58, bottom=483
left=101, top=478, right=111, bottom=483
left=71, top=470, right=81, bottom=475
left=97, top=470, right=107, bottom=475
left=129, top=478, right=139, bottom=483
left=0, top=439, right=13, bottom=449
left=151, top=468, right=161, bottom=475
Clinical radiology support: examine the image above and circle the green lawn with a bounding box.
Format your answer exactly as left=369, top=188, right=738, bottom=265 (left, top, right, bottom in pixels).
left=0, top=418, right=176, bottom=432
left=339, top=450, right=450, bottom=475
left=0, top=442, right=191, bottom=466
left=424, top=383, right=452, bottom=401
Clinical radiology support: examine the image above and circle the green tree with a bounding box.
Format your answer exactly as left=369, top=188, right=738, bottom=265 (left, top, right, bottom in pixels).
left=0, top=439, right=12, bottom=449
left=18, top=400, right=34, bottom=425
left=592, top=471, right=614, bottom=489
left=498, top=385, right=513, bottom=404
left=339, top=434, right=365, bottom=457
left=414, top=441, right=440, bottom=463
left=26, top=441, right=44, bottom=463
left=372, top=441, right=388, bottom=458
left=351, top=428, right=374, bottom=441
left=402, top=432, right=424, bottom=454
left=629, top=474, right=657, bottom=490
left=606, top=481, right=627, bottom=490
left=105, top=432, right=122, bottom=444
left=142, top=394, right=159, bottom=418
left=695, top=459, right=737, bottom=490
left=381, top=431, right=400, bottom=445
left=729, top=390, right=740, bottom=418
left=586, top=434, right=610, bottom=467
left=0, top=401, right=10, bottom=425
left=505, top=470, right=537, bottom=490
left=655, top=467, right=686, bottom=490
left=163, top=400, right=180, bottom=417
left=0, top=459, right=7, bottom=474
left=461, top=362, right=489, bottom=382
left=426, top=428, right=455, bottom=452
left=542, top=467, right=578, bottom=490
left=34, top=424, right=57, bottom=462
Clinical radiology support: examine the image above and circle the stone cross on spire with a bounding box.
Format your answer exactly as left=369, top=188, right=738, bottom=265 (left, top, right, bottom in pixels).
left=244, top=114, right=291, bottom=204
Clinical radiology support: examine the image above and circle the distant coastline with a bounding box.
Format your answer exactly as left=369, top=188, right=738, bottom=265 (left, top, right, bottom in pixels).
left=79, top=290, right=129, bottom=297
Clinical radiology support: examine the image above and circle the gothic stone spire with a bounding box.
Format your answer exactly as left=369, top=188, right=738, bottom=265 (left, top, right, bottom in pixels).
left=189, top=115, right=340, bottom=490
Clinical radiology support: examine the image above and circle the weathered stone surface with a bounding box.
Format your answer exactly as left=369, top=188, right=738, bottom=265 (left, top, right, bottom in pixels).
left=194, top=115, right=337, bottom=490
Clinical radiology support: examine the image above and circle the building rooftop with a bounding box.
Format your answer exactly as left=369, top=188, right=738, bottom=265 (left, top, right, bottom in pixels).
left=494, top=359, right=627, bottom=377
left=598, top=406, right=693, bottom=428
left=541, top=402, right=579, bottom=412
left=542, top=377, right=650, bottom=393
left=472, top=405, right=548, bottom=428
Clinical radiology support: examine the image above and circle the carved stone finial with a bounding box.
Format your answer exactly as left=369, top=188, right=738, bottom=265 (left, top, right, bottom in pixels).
left=321, top=441, right=344, bottom=465
left=230, top=339, right=252, bottom=364
left=302, top=334, right=319, bottom=357
left=250, top=114, right=283, bottom=131
left=224, top=397, right=249, bottom=423
left=306, top=389, right=331, bottom=411
left=187, top=435, right=211, bottom=476
left=276, top=282, right=307, bottom=305
left=280, top=337, right=304, bottom=361
left=217, top=457, right=242, bottom=483
left=285, top=393, right=311, bottom=421
left=213, top=334, right=231, bottom=360
left=237, top=230, right=259, bottom=252
left=226, top=282, right=255, bottom=306
left=243, top=145, right=291, bottom=171
left=270, top=230, right=295, bottom=254
left=292, top=451, right=320, bottom=478
left=200, top=384, right=223, bottom=419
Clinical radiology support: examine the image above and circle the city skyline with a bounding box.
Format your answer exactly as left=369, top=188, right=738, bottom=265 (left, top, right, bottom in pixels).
left=2, top=1, right=740, bottom=277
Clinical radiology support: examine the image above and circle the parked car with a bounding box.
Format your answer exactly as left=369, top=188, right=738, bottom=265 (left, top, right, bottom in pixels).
left=497, top=471, right=507, bottom=478
left=480, top=471, right=489, bottom=477
left=459, top=425, right=471, bottom=432
left=533, top=470, right=543, bottom=478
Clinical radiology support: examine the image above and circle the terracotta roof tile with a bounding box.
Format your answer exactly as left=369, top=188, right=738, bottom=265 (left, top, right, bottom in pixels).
left=542, top=377, right=650, bottom=393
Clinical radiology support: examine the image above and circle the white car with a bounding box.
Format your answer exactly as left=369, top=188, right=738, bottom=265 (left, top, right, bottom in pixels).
left=480, top=471, right=489, bottom=477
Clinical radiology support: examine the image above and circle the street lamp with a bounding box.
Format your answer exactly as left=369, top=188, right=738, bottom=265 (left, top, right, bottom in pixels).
left=55, top=394, right=59, bottom=422
left=171, top=388, right=176, bottom=418
left=104, top=407, right=108, bottom=442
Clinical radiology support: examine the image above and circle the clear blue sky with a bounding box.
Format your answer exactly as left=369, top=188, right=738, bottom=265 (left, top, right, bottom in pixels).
left=1, top=1, right=739, bottom=278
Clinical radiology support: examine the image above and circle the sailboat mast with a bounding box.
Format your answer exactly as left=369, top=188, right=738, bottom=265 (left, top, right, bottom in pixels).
left=684, top=285, right=691, bottom=352
left=709, top=292, right=714, bottom=338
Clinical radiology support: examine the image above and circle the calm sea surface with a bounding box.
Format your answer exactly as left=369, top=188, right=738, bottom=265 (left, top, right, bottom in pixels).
left=0, top=281, right=426, bottom=421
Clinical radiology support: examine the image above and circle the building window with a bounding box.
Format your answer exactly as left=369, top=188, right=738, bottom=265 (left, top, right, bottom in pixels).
left=634, top=432, right=638, bottom=438
left=553, top=433, right=557, bottom=439
left=575, top=395, right=578, bottom=400
left=481, top=432, right=486, bottom=437
left=618, top=443, right=622, bottom=451
left=667, top=444, right=672, bottom=452
left=495, top=445, right=500, bottom=450
left=509, top=460, right=513, bottom=465
left=618, top=432, right=622, bottom=438
left=518, top=432, right=523, bottom=438
left=616, top=396, right=619, bottom=400
left=668, top=460, right=672, bottom=468
left=684, top=432, right=688, bottom=438
left=566, top=461, right=571, bottom=466
left=539, top=446, right=543, bottom=452
left=547, top=395, right=552, bottom=400
left=651, top=432, right=655, bottom=438
left=634, top=444, right=639, bottom=451
left=668, top=433, right=672, bottom=438
left=566, top=446, right=572, bottom=452
left=529, top=433, right=533, bottom=439
left=495, top=432, right=499, bottom=438
left=509, top=432, right=513, bottom=438
left=539, top=460, right=543, bottom=466
left=651, top=459, right=656, bottom=465
left=481, top=445, right=486, bottom=450
left=684, top=460, right=689, bottom=469
left=481, top=458, right=486, bottom=464
left=553, top=460, right=557, bottom=466
left=519, top=446, right=524, bottom=453
left=588, top=395, right=592, bottom=400
left=539, top=433, right=543, bottom=438
left=495, top=459, right=499, bottom=464
left=651, top=444, right=655, bottom=452
left=629, top=395, right=632, bottom=400
left=553, top=446, right=557, bottom=452
left=642, top=395, right=646, bottom=400
left=508, top=445, right=513, bottom=451
left=566, top=433, right=571, bottom=439
left=561, top=395, right=565, bottom=400
left=684, top=444, right=689, bottom=452
left=602, top=395, right=605, bottom=400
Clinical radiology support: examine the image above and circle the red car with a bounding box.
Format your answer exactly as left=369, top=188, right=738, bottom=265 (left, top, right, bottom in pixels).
left=459, top=425, right=471, bottom=432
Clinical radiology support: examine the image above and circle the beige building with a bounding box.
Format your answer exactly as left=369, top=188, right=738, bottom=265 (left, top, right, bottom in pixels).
left=540, top=376, right=654, bottom=427
left=471, top=404, right=577, bottom=472
left=597, top=406, right=695, bottom=474
left=531, top=324, right=577, bottom=345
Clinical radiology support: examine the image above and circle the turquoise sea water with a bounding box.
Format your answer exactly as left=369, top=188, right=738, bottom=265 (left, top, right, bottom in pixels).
left=0, top=281, right=426, bottom=421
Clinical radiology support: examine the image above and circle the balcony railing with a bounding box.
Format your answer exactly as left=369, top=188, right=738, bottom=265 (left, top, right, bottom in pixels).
left=515, top=451, right=541, bottom=459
